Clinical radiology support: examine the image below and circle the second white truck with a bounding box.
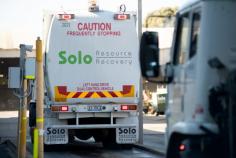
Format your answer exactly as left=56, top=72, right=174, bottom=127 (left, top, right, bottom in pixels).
left=140, top=0, right=236, bottom=157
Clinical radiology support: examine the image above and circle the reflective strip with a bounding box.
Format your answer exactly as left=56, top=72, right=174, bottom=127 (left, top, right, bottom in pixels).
left=114, top=91, right=123, bottom=97
left=36, top=118, right=44, bottom=123
left=79, top=92, right=89, bottom=98
left=103, top=91, right=113, bottom=98
left=54, top=85, right=135, bottom=102
left=25, top=75, right=35, bottom=80
left=91, top=92, right=100, bottom=98
left=67, top=92, right=76, bottom=98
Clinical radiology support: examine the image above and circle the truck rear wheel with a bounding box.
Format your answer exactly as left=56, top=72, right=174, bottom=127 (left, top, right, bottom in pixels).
left=102, top=129, right=117, bottom=148
left=75, top=129, right=93, bottom=141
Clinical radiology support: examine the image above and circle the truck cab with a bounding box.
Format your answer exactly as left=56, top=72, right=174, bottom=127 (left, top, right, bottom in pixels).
left=140, top=0, right=236, bottom=157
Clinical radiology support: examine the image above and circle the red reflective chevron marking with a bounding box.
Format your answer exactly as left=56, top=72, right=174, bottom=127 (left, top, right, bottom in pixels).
left=72, top=92, right=82, bottom=98
left=97, top=92, right=106, bottom=98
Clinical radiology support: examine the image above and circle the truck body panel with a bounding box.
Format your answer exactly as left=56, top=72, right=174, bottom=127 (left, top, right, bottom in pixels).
left=46, top=11, right=140, bottom=104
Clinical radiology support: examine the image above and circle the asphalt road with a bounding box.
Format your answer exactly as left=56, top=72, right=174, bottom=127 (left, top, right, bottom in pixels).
left=26, top=141, right=163, bottom=158
left=0, top=111, right=166, bottom=158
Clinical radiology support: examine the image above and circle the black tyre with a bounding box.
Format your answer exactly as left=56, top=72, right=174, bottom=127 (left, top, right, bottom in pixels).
left=102, top=129, right=118, bottom=148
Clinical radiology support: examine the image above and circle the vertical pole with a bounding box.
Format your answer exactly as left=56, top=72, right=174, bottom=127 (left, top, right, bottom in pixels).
left=19, top=79, right=28, bottom=158
left=17, top=103, right=21, bottom=158
left=33, top=128, right=39, bottom=158
left=138, top=0, right=143, bottom=144
left=17, top=99, right=22, bottom=158
left=36, top=37, right=44, bottom=158
left=18, top=45, right=27, bottom=158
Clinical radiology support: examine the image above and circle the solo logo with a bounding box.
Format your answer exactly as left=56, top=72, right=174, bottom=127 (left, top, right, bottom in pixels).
left=46, top=127, right=66, bottom=135
left=58, top=51, right=93, bottom=64
left=118, top=128, right=136, bottom=134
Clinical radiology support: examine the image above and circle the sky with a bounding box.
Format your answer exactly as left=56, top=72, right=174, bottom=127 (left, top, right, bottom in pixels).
left=0, top=0, right=188, bottom=49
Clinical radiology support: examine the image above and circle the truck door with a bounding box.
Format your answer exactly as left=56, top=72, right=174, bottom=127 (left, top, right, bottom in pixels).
left=167, top=12, right=190, bottom=132
left=184, top=10, right=201, bottom=122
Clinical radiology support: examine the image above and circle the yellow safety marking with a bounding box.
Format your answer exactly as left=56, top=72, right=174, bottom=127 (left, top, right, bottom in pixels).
left=25, top=75, right=35, bottom=80
left=67, top=92, right=76, bottom=98
left=114, top=91, right=123, bottom=97
left=22, top=117, right=27, bottom=121
left=54, top=85, right=135, bottom=101
left=91, top=92, right=100, bottom=98
left=36, top=118, right=44, bottom=123
left=36, top=38, right=42, bottom=62
left=79, top=92, right=89, bottom=98
left=123, top=86, right=135, bottom=97
left=103, top=91, right=113, bottom=98
left=33, top=128, right=38, bottom=158
left=54, top=87, right=67, bottom=102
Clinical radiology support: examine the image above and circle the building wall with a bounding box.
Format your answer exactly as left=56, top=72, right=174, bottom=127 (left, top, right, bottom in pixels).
left=0, top=57, right=19, bottom=110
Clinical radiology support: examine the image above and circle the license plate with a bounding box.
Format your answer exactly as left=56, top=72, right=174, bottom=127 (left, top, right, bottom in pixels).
left=45, top=127, right=68, bottom=144
left=116, top=127, right=138, bottom=144
left=87, top=105, right=103, bottom=111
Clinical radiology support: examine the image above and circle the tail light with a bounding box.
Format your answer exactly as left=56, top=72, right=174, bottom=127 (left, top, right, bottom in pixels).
left=61, top=106, right=69, bottom=111
left=121, top=105, right=129, bottom=110
left=51, top=106, right=60, bottom=112
left=51, top=106, right=69, bottom=112
left=121, top=105, right=137, bottom=111
left=179, top=144, right=186, bottom=151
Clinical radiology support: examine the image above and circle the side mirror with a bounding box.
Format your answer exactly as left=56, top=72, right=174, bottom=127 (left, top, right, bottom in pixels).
left=140, top=31, right=174, bottom=84
left=140, top=31, right=160, bottom=78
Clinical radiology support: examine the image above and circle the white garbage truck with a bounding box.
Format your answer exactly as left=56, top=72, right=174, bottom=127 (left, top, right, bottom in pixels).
left=29, top=5, right=140, bottom=147
left=140, top=0, right=236, bottom=157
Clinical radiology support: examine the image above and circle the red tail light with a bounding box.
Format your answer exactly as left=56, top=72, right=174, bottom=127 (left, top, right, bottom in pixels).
left=179, top=144, right=186, bottom=151
left=121, top=105, right=137, bottom=111
left=51, top=106, right=69, bottom=112
left=61, top=106, right=69, bottom=111
left=121, top=105, right=129, bottom=110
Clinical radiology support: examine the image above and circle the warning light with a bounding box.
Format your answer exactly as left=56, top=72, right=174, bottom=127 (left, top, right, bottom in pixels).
left=61, top=106, right=69, bottom=111
left=179, top=144, right=186, bottom=151
left=89, top=0, right=99, bottom=12
left=114, top=14, right=130, bottom=20
left=58, top=14, right=74, bottom=20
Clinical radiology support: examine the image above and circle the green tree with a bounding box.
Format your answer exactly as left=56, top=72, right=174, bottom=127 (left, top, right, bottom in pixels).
left=144, top=7, right=178, bottom=28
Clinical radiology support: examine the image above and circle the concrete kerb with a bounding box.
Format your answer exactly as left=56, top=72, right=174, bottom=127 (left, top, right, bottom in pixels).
left=133, top=143, right=165, bottom=156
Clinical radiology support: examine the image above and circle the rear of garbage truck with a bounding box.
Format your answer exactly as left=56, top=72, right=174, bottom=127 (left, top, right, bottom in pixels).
left=40, top=9, right=140, bottom=146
